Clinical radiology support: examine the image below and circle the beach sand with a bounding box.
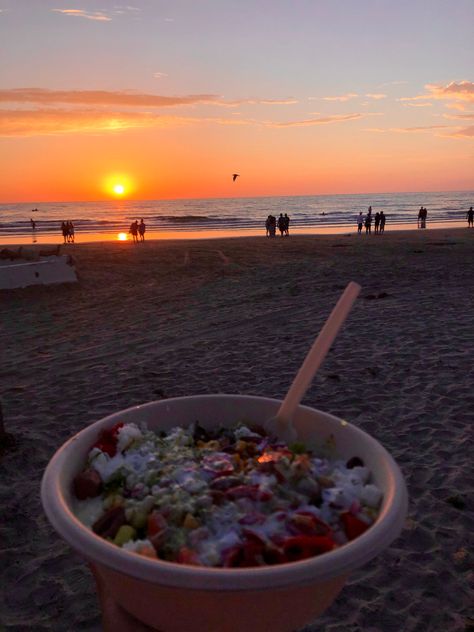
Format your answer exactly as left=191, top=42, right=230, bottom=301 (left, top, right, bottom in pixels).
left=1, top=228, right=473, bottom=631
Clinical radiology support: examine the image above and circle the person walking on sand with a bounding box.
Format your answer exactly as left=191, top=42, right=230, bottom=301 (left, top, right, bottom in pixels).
left=467, top=206, right=473, bottom=227
left=357, top=211, right=364, bottom=234
left=379, top=211, right=386, bottom=234
left=138, top=218, right=146, bottom=242
left=374, top=211, right=380, bottom=235
left=68, top=221, right=75, bottom=243
left=283, top=213, right=290, bottom=236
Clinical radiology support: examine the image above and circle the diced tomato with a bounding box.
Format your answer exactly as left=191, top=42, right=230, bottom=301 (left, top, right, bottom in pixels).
left=177, top=547, right=200, bottom=565
left=288, top=512, right=332, bottom=537
left=222, top=544, right=244, bottom=567
left=92, top=422, right=124, bottom=457
left=278, top=534, right=335, bottom=562
left=147, top=511, right=168, bottom=536
left=340, top=512, right=370, bottom=540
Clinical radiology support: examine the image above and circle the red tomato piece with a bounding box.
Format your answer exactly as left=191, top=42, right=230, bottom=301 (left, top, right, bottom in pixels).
left=279, top=534, right=335, bottom=562
left=340, top=512, right=370, bottom=540
left=147, top=511, right=168, bottom=536
left=177, top=547, right=200, bottom=565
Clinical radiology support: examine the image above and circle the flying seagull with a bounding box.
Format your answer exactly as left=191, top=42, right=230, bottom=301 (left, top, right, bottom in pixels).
left=232, top=173, right=239, bottom=182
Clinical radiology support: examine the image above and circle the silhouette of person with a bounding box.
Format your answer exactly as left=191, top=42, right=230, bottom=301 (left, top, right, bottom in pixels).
left=265, top=215, right=271, bottom=237
left=417, top=206, right=423, bottom=228
left=420, top=207, right=427, bottom=229
left=357, top=212, right=364, bottom=234
left=283, top=213, right=290, bottom=236
left=365, top=208, right=372, bottom=234
left=374, top=211, right=380, bottom=234
left=68, top=221, right=75, bottom=243
left=138, top=219, right=146, bottom=242
left=129, top=221, right=138, bottom=243
left=277, top=213, right=285, bottom=236
left=268, top=214, right=276, bottom=237
left=30, top=218, right=36, bottom=230
left=61, top=221, right=68, bottom=244
left=379, top=211, right=386, bottom=234
left=467, top=206, right=473, bottom=227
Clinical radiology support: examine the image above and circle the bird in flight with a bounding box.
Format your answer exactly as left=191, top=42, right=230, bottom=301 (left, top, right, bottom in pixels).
left=232, top=173, right=240, bottom=182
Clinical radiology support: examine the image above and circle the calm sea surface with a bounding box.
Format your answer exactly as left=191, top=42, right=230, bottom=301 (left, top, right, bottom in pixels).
left=0, top=190, right=472, bottom=244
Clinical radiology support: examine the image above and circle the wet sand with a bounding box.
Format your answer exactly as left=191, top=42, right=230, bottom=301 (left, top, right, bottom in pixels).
left=1, top=228, right=473, bottom=631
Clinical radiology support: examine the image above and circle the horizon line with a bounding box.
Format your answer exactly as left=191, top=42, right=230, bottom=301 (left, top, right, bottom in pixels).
left=2, top=187, right=473, bottom=206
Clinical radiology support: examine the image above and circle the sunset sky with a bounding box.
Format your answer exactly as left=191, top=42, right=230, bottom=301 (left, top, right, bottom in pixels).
left=1, top=0, right=473, bottom=202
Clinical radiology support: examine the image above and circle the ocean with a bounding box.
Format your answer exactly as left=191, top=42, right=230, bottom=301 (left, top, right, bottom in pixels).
left=0, top=190, right=472, bottom=244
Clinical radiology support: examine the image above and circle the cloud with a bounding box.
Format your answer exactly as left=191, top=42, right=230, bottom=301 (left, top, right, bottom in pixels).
left=321, top=93, right=358, bottom=102
left=443, top=112, right=474, bottom=120
left=400, top=80, right=474, bottom=104
left=265, top=113, right=364, bottom=128
left=365, top=93, right=387, bottom=100
left=402, top=102, right=433, bottom=108
left=0, top=108, right=256, bottom=137
left=445, top=102, right=466, bottom=112
left=0, top=88, right=223, bottom=108
left=0, top=88, right=297, bottom=109
left=52, top=9, right=112, bottom=21
left=237, top=97, right=298, bottom=106
left=153, top=72, right=168, bottom=79
left=452, top=125, right=474, bottom=138
left=365, top=124, right=458, bottom=135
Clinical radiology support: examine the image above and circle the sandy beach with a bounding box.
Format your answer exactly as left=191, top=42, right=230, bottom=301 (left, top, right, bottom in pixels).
left=1, top=228, right=473, bottom=631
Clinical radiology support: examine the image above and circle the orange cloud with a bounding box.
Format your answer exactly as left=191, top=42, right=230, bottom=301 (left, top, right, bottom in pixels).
left=400, top=80, right=474, bottom=104
left=321, top=93, right=359, bottom=102
left=52, top=9, right=112, bottom=21
left=0, top=108, right=255, bottom=137
left=0, top=88, right=297, bottom=109
left=365, top=93, right=387, bottom=100
left=265, top=113, right=364, bottom=127
left=0, top=88, right=222, bottom=108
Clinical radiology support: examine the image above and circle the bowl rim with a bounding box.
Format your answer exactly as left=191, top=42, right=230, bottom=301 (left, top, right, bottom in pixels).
left=41, top=394, right=408, bottom=591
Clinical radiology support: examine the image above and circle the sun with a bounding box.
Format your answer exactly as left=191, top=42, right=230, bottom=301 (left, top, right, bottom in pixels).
left=114, top=184, right=125, bottom=195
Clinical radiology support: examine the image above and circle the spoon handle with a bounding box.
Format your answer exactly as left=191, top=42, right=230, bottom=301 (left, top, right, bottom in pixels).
left=275, top=281, right=361, bottom=426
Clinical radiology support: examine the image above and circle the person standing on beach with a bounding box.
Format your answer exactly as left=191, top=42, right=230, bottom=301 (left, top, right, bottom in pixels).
left=374, top=211, right=380, bottom=235
left=467, top=207, right=473, bottom=227
left=61, top=221, right=68, bottom=243
left=365, top=208, right=372, bottom=234
left=30, top=218, right=36, bottom=230
left=420, top=207, right=427, bottom=229
left=138, top=219, right=146, bottom=242
left=417, top=206, right=423, bottom=228
left=265, top=215, right=271, bottom=237
left=283, top=213, right=290, bottom=236
left=379, top=211, right=386, bottom=234
left=129, top=220, right=138, bottom=243
left=68, top=221, right=75, bottom=243
left=277, top=213, right=286, bottom=237
left=357, top=212, right=364, bottom=234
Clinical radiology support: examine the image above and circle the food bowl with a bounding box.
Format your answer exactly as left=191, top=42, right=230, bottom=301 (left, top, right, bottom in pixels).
left=41, top=395, right=408, bottom=632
